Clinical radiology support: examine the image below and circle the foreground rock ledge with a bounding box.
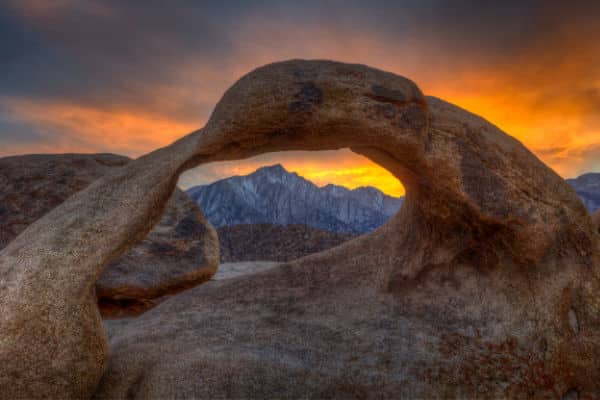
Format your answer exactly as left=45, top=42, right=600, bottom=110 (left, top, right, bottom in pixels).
left=1, top=60, right=599, bottom=399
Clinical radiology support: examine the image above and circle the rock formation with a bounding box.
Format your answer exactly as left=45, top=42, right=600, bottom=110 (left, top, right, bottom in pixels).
left=0, top=153, right=130, bottom=250
left=1, top=60, right=599, bottom=399
left=0, top=153, right=219, bottom=318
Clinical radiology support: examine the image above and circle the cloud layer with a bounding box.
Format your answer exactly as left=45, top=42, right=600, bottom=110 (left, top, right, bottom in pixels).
left=1, top=0, right=599, bottom=195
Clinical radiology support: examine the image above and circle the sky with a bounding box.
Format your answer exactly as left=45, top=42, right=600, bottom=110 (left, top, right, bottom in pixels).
left=1, top=0, right=599, bottom=197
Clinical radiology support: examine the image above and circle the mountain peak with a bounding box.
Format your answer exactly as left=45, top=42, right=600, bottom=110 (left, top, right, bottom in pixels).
left=256, top=163, right=288, bottom=175
left=187, top=166, right=405, bottom=233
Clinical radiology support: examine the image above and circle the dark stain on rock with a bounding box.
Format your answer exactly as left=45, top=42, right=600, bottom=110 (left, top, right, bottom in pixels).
left=268, top=128, right=302, bottom=140
left=148, top=241, right=177, bottom=256
left=292, top=67, right=319, bottom=82
left=175, top=216, right=205, bottom=239
left=94, top=155, right=129, bottom=167
left=289, top=82, right=323, bottom=113
left=369, top=85, right=408, bottom=104
left=375, top=103, right=397, bottom=119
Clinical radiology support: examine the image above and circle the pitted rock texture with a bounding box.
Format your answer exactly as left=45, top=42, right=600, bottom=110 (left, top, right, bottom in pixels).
left=1, top=60, right=600, bottom=399
left=0, top=153, right=219, bottom=318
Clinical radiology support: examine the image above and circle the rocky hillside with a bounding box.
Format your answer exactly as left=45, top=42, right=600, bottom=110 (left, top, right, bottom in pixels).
left=187, top=164, right=404, bottom=233
left=567, top=172, right=600, bottom=212
left=0, top=153, right=218, bottom=318
left=218, top=224, right=357, bottom=262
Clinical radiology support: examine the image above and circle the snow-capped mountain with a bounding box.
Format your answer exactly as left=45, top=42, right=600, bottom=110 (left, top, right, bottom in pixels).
left=187, top=164, right=404, bottom=234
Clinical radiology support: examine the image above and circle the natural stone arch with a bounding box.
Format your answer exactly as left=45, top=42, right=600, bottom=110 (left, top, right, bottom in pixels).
left=1, top=60, right=599, bottom=399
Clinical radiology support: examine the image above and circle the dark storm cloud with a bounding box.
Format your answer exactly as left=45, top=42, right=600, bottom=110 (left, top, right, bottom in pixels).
left=0, top=0, right=582, bottom=104
left=1, top=1, right=235, bottom=116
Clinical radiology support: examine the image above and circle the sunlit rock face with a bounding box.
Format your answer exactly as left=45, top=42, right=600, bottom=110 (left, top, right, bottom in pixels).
left=0, top=153, right=219, bottom=319
left=1, top=60, right=599, bottom=399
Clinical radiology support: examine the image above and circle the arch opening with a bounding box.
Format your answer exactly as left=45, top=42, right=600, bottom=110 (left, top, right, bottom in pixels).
left=179, top=148, right=406, bottom=265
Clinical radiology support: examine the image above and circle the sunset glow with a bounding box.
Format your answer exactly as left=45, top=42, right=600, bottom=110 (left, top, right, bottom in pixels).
left=1, top=1, right=598, bottom=196
left=0, top=97, right=198, bottom=156
left=179, top=150, right=406, bottom=196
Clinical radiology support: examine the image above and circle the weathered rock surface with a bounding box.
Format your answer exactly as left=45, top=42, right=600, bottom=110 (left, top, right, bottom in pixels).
left=218, top=223, right=356, bottom=262
left=0, top=153, right=130, bottom=250
left=1, top=60, right=599, bottom=399
left=0, top=153, right=219, bottom=319
left=102, top=261, right=280, bottom=339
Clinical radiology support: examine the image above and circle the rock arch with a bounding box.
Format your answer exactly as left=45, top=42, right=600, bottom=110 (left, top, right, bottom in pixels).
left=1, top=60, right=599, bottom=399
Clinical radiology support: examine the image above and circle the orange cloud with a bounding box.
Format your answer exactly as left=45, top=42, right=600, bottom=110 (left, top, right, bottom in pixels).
left=422, top=44, right=600, bottom=178
left=0, top=96, right=404, bottom=195
left=223, top=16, right=600, bottom=179
left=0, top=97, right=198, bottom=157
left=277, top=152, right=404, bottom=196
left=2, top=13, right=599, bottom=195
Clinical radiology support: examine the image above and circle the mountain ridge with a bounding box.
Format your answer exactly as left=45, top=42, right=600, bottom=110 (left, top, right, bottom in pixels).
left=188, top=165, right=600, bottom=234
left=187, top=164, right=404, bottom=234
